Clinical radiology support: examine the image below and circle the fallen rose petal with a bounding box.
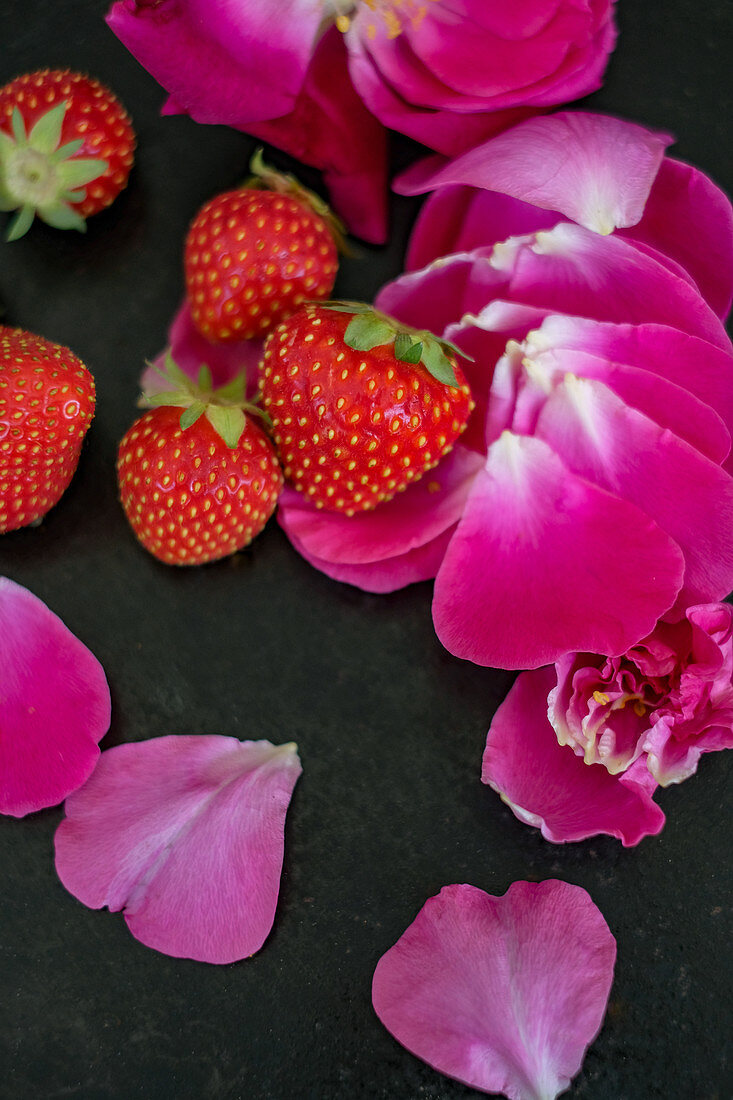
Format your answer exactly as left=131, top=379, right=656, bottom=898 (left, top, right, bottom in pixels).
left=396, top=112, right=672, bottom=236
left=372, top=879, right=617, bottom=1099
left=432, top=433, right=684, bottom=670
left=54, top=736, right=302, bottom=963
left=0, top=577, right=111, bottom=818
left=482, top=667, right=666, bottom=845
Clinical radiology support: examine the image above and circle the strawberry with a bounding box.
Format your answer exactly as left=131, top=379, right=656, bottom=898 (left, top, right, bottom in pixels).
left=257, top=303, right=474, bottom=515
left=0, top=326, right=96, bottom=533
left=184, top=151, right=340, bottom=343
left=0, top=69, right=135, bottom=240
left=117, top=358, right=283, bottom=565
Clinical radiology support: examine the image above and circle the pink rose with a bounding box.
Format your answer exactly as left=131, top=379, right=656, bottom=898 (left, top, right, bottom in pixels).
left=482, top=602, right=733, bottom=846
left=106, top=2, right=617, bottom=243
left=346, top=0, right=617, bottom=155
left=277, top=113, right=733, bottom=670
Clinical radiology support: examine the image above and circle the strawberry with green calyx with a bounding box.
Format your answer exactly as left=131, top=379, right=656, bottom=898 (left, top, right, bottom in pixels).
left=184, top=150, right=341, bottom=343
left=0, top=325, right=96, bottom=533
left=258, top=302, right=474, bottom=516
left=117, top=355, right=283, bottom=566
left=0, top=69, right=135, bottom=240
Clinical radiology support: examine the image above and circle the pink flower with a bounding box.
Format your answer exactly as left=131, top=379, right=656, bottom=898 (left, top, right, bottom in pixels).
left=55, top=735, right=302, bottom=963
left=106, top=2, right=617, bottom=243
left=277, top=113, right=733, bottom=670
left=373, top=880, right=616, bottom=1100
left=346, top=0, right=616, bottom=156
left=481, top=603, right=733, bottom=845
left=0, top=577, right=111, bottom=818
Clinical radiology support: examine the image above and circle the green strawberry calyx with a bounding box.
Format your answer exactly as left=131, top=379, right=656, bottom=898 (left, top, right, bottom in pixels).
left=319, top=301, right=473, bottom=387
left=0, top=102, right=108, bottom=240
left=245, top=147, right=348, bottom=253
left=140, top=352, right=270, bottom=449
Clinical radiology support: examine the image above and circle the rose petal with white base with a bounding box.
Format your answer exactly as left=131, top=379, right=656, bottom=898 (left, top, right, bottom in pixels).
left=372, top=880, right=617, bottom=1100
left=55, top=735, right=302, bottom=964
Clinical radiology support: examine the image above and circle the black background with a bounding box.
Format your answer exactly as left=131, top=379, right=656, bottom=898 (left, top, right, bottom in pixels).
left=1, top=2, right=732, bottom=1097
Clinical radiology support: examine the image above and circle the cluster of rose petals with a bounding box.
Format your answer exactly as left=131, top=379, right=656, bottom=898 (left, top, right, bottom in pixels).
left=106, top=1, right=617, bottom=244
left=482, top=602, right=733, bottom=846
left=373, top=880, right=616, bottom=1099
left=55, top=735, right=302, bottom=963
left=0, top=577, right=111, bottom=818
left=277, top=111, right=733, bottom=672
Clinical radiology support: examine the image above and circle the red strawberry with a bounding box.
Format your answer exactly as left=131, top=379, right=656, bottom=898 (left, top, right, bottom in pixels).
left=258, top=303, right=474, bottom=515
left=184, top=151, right=340, bottom=343
left=117, top=358, right=283, bottom=565
left=0, top=326, right=96, bottom=533
left=0, top=69, right=135, bottom=239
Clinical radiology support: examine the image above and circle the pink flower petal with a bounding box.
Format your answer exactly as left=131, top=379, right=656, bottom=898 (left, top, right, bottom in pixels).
left=524, top=345, right=730, bottom=466
left=248, top=28, right=388, bottom=243
left=525, top=316, right=733, bottom=463
left=406, top=185, right=559, bottom=271
left=490, top=224, right=731, bottom=348
left=106, top=0, right=321, bottom=125
left=285, top=522, right=455, bottom=594
left=372, top=879, right=617, bottom=1100
left=621, top=158, right=733, bottom=320
left=432, top=433, right=684, bottom=669
left=534, top=376, right=733, bottom=606
left=140, top=301, right=263, bottom=396
left=278, top=448, right=483, bottom=565
left=397, top=112, right=672, bottom=236
left=482, top=666, right=666, bottom=846
left=0, top=577, right=111, bottom=818
left=55, top=736, right=302, bottom=963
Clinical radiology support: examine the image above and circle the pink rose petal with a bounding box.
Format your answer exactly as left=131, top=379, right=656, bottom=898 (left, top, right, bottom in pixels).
left=621, top=158, right=733, bottom=320
left=55, top=736, right=302, bottom=964
left=372, top=879, right=617, bottom=1100
left=0, top=578, right=111, bottom=818
left=106, top=0, right=321, bottom=126
left=482, top=666, right=666, bottom=846
left=432, top=433, right=684, bottom=670
left=534, top=376, right=733, bottom=606
left=490, top=224, right=731, bottom=348
left=397, top=112, right=672, bottom=236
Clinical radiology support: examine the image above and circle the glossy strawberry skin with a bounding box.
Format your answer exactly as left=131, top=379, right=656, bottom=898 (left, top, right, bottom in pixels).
left=258, top=307, right=473, bottom=515
left=0, top=326, right=95, bottom=533
left=117, top=406, right=283, bottom=565
left=184, top=189, right=338, bottom=343
left=0, top=69, right=135, bottom=217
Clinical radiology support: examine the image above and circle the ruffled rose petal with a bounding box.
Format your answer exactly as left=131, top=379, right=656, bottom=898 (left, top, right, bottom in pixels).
left=372, top=879, right=617, bottom=1100
left=140, top=301, right=263, bottom=396
left=482, top=667, right=665, bottom=845
left=534, top=376, right=733, bottom=606
left=432, top=434, right=684, bottom=670
left=397, top=112, right=671, bottom=236
left=0, top=578, right=111, bottom=818
left=55, top=736, right=302, bottom=963
left=106, top=0, right=321, bottom=125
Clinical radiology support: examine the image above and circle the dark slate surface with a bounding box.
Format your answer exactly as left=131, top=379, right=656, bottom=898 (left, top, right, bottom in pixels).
left=1, top=2, right=731, bottom=1098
